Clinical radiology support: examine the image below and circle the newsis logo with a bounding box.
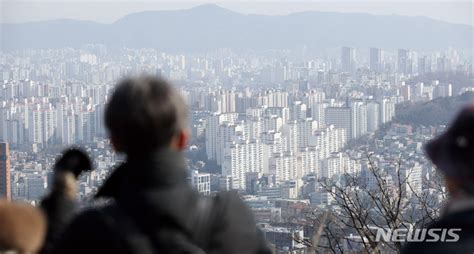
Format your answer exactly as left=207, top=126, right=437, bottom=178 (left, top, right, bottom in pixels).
left=375, top=228, right=461, bottom=242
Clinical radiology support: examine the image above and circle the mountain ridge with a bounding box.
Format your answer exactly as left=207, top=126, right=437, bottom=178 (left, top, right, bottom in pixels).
left=1, top=4, right=472, bottom=51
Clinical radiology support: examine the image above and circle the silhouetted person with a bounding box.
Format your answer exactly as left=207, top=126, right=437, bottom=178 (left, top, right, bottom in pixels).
left=45, top=76, right=270, bottom=253
left=403, top=105, right=474, bottom=253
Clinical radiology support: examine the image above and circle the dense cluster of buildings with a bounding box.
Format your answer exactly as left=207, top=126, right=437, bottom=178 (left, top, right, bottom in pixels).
left=202, top=93, right=395, bottom=190
left=0, top=45, right=471, bottom=252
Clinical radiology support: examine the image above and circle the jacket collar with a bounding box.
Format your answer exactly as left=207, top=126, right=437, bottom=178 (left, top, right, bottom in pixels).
left=444, top=196, right=474, bottom=216
left=95, top=148, right=188, bottom=199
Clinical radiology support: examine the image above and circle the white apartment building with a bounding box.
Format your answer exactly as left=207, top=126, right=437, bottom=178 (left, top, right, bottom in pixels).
left=222, top=139, right=267, bottom=190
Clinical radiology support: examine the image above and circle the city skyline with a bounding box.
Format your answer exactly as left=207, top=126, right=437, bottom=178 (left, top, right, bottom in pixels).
left=0, top=2, right=473, bottom=251
left=1, top=44, right=469, bottom=251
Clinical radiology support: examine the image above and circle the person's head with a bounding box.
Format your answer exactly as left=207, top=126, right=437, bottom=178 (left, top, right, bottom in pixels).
left=425, top=104, right=474, bottom=197
left=105, top=76, right=188, bottom=156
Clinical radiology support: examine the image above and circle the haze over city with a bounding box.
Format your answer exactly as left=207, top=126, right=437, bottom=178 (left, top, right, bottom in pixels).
left=1, top=0, right=473, bottom=25
left=0, top=1, right=473, bottom=253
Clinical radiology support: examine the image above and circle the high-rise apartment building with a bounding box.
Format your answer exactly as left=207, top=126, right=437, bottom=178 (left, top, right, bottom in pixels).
left=0, top=143, right=11, bottom=200
left=350, top=101, right=368, bottom=139
left=325, top=107, right=351, bottom=142
left=379, top=99, right=396, bottom=124
left=418, top=56, right=427, bottom=75
left=222, top=140, right=267, bottom=190
left=437, top=56, right=448, bottom=72
left=369, top=48, right=382, bottom=72
left=341, top=47, right=355, bottom=74
left=366, top=102, right=380, bottom=133
left=205, top=112, right=239, bottom=161
left=398, top=49, right=411, bottom=74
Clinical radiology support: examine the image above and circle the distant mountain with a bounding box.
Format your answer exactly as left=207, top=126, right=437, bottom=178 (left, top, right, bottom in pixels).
left=1, top=4, right=472, bottom=51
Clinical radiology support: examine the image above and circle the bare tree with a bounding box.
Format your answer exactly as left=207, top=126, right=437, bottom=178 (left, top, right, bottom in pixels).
left=298, top=153, right=446, bottom=254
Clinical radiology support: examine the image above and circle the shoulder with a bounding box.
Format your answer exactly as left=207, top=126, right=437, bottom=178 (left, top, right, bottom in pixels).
left=403, top=212, right=474, bottom=254
left=69, top=207, right=115, bottom=231
left=213, top=191, right=255, bottom=223
left=214, top=191, right=248, bottom=210
left=207, top=191, right=270, bottom=254
left=52, top=206, right=123, bottom=254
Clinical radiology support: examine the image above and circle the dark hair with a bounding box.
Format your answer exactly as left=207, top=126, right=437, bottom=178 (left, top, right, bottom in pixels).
left=105, top=76, right=187, bottom=155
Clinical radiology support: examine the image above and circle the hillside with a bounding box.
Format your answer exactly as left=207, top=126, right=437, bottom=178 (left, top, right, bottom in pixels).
left=394, top=92, right=474, bottom=127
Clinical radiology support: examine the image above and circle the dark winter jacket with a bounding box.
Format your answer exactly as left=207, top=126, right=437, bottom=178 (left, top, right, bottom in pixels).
left=402, top=208, right=474, bottom=254
left=45, top=149, right=270, bottom=254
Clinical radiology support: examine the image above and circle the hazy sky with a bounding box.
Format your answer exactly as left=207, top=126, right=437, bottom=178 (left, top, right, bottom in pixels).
left=1, top=0, right=473, bottom=26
